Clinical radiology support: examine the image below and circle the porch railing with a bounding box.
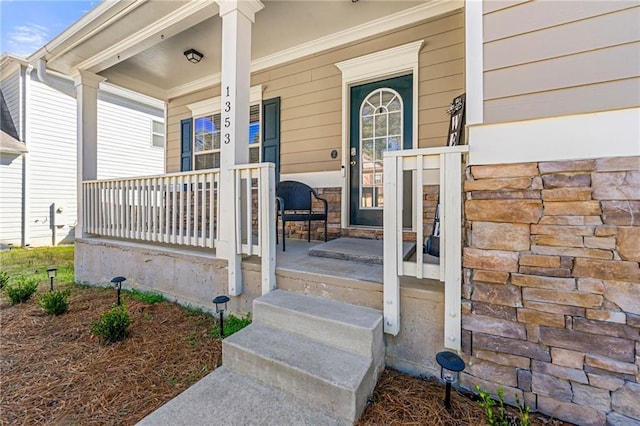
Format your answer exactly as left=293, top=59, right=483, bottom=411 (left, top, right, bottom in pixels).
left=83, top=170, right=221, bottom=247
left=383, top=145, right=468, bottom=350
left=82, top=162, right=276, bottom=294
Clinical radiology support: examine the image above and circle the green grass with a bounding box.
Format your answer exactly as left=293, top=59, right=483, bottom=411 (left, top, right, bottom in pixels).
left=127, top=288, right=164, bottom=304
left=0, top=246, right=75, bottom=287
left=210, top=313, right=251, bottom=338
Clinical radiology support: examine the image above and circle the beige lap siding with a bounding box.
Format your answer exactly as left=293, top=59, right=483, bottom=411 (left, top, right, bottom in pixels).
left=482, top=1, right=640, bottom=123
left=165, top=10, right=465, bottom=173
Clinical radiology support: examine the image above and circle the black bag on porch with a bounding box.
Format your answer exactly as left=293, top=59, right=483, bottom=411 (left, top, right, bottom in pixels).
left=423, top=199, right=440, bottom=258
left=423, top=93, right=465, bottom=258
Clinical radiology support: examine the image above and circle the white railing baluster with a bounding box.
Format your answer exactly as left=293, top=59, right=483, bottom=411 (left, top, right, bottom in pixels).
left=208, top=172, right=215, bottom=248
left=199, top=173, right=205, bottom=247
left=416, top=154, right=424, bottom=279
left=245, top=169, right=252, bottom=255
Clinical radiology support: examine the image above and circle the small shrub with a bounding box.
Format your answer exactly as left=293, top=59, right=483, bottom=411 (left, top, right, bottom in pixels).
left=128, top=288, right=164, bottom=304
left=37, top=288, right=72, bottom=315
left=210, top=313, right=251, bottom=338
left=91, top=305, right=131, bottom=343
left=476, top=385, right=530, bottom=426
left=0, top=271, right=9, bottom=289
left=5, top=277, right=39, bottom=304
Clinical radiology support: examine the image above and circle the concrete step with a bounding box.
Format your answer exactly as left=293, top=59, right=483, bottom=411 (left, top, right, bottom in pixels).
left=223, top=323, right=376, bottom=423
left=308, top=237, right=415, bottom=264
left=253, top=289, right=384, bottom=359
left=136, top=367, right=349, bottom=426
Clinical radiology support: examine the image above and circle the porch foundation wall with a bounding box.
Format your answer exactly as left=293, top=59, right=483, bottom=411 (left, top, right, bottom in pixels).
left=74, top=239, right=263, bottom=315
left=75, top=238, right=446, bottom=379
left=461, top=156, right=640, bottom=425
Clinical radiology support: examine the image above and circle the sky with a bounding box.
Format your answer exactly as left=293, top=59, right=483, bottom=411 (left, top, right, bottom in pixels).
left=0, top=0, right=99, bottom=57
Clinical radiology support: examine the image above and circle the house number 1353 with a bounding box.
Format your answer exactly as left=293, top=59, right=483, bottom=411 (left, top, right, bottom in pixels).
left=224, top=86, right=231, bottom=144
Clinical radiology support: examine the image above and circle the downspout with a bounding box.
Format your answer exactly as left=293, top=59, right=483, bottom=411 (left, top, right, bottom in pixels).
left=20, top=65, right=29, bottom=247
left=35, top=59, right=76, bottom=97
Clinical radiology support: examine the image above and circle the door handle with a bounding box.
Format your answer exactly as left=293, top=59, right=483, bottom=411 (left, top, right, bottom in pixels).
left=350, top=160, right=357, bottom=166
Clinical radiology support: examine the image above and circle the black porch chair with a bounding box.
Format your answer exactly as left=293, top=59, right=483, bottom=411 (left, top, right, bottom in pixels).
left=276, top=180, right=328, bottom=251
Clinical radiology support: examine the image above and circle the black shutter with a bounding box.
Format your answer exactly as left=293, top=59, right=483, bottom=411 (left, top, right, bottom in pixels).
left=180, top=118, right=193, bottom=172
left=261, top=97, right=280, bottom=182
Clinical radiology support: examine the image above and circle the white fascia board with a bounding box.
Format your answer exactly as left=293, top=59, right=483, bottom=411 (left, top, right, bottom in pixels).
left=76, top=1, right=218, bottom=74
left=468, top=108, right=640, bottom=166
left=28, top=1, right=142, bottom=63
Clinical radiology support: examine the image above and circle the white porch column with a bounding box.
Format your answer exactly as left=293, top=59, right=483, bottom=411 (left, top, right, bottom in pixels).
left=72, top=70, right=106, bottom=239
left=216, top=0, right=264, bottom=296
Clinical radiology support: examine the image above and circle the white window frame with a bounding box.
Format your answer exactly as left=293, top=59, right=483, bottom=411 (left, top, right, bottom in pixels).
left=150, top=119, right=165, bottom=148
left=335, top=41, right=423, bottom=228
left=187, top=85, right=263, bottom=169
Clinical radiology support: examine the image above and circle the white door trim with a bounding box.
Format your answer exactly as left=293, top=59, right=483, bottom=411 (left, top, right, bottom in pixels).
left=335, top=40, right=423, bottom=228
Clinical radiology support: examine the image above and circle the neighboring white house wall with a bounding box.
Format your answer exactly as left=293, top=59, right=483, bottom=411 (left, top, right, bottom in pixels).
left=26, top=73, right=77, bottom=246
left=96, top=93, right=164, bottom=179
left=0, top=66, right=165, bottom=247
left=0, top=153, right=24, bottom=246
left=0, top=69, right=25, bottom=246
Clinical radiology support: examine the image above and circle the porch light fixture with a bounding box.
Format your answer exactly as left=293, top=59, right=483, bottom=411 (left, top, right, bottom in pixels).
left=183, top=48, right=203, bottom=64
left=436, top=350, right=465, bottom=410
left=212, top=295, right=230, bottom=338
left=111, top=276, right=126, bottom=306
left=46, top=268, right=57, bottom=291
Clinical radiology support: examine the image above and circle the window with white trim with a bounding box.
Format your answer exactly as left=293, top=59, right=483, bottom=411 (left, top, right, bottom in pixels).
left=188, top=86, right=263, bottom=170
left=151, top=120, right=165, bottom=148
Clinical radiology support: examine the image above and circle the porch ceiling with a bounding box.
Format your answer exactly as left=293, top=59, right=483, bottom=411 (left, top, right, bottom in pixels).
left=32, top=0, right=425, bottom=100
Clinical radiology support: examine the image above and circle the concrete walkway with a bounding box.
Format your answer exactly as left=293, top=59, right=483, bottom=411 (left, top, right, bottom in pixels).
left=137, top=367, right=348, bottom=426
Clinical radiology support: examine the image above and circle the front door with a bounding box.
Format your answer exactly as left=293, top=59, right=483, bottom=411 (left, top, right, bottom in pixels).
left=349, top=75, right=412, bottom=227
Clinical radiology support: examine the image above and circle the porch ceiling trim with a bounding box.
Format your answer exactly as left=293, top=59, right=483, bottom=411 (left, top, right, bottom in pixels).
left=30, top=1, right=146, bottom=64
left=75, top=0, right=219, bottom=75
left=166, top=0, right=464, bottom=99
left=99, top=71, right=170, bottom=101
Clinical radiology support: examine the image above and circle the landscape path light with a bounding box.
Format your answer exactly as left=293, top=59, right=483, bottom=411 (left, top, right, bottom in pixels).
left=436, top=350, right=465, bottom=410
left=46, top=268, right=57, bottom=291
left=212, top=295, right=230, bottom=338
left=111, top=276, right=126, bottom=306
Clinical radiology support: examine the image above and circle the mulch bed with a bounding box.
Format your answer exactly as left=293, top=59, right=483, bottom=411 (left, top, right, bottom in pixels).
left=1, top=285, right=220, bottom=425
left=2, top=285, right=568, bottom=425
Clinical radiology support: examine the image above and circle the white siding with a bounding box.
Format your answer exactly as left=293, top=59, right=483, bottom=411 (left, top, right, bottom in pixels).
left=25, top=75, right=77, bottom=246
left=0, top=154, right=24, bottom=245
left=97, top=94, right=164, bottom=179
left=0, top=69, right=24, bottom=246
left=18, top=72, right=165, bottom=247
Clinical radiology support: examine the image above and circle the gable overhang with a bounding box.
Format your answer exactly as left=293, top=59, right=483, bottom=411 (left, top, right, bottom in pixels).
left=28, top=0, right=463, bottom=101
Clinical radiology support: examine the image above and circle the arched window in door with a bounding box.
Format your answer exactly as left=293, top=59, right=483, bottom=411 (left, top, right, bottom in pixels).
left=359, top=88, right=403, bottom=208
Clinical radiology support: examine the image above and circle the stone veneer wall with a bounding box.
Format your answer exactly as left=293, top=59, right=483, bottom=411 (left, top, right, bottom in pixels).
left=281, top=185, right=440, bottom=242
left=460, top=156, right=640, bottom=425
